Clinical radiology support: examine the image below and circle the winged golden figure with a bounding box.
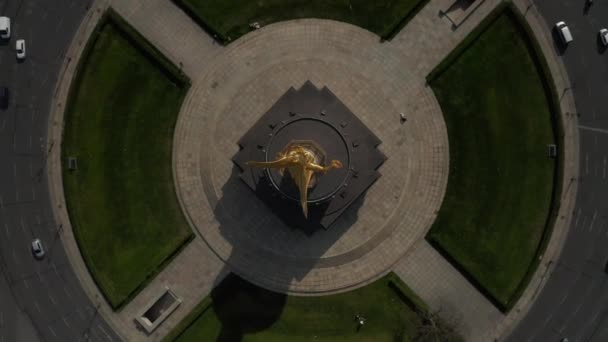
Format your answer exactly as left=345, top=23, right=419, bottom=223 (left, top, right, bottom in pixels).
left=246, top=144, right=343, bottom=218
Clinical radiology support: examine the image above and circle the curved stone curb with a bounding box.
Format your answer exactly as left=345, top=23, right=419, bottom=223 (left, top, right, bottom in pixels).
left=46, top=1, right=228, bottom=341
left=44, top=0, right=579, bottom=341
left=173, top=19, right=450, bottom=295
left=45, top=0, right=127, bottom=340
left=384, top=0, right=579, bottom=340
left=494, top=1, right=580, bottom=340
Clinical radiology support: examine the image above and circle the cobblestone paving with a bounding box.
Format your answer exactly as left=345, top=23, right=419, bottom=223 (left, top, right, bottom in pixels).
left=174, top=20, right=449, bottom=294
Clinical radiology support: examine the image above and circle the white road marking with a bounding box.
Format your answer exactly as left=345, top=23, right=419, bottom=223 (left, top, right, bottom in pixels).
left=36, top=271, right=42, bottom=282
left=97, top=324, right=113, bottom=341
left=54, top=264, right=60, bottom=277
left=23, top=278, right=29, bottom=289
left=588, top=211, right=597, bottom=232
left=77, top=308, right=86, bottom=320
left=56, top=18, right=64, bottom=33
left=4, top=223, right=9, bottom=238
left=12, top=249, right=19, bottom=265
left=34, top=302, right=41, bottom=314
left=49, top=293, right=57, bottom=305
left=594, top=135, right=598, bottom=148
left=579, top=125, right=608, bottom=135
left=48, top=325, right=57, bottom=337
left=63, top=317, right=70, bottom=328
left=579, top=216, right=587, bottom=231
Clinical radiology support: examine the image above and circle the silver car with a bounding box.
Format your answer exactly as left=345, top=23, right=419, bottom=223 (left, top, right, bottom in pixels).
left=556, top=21, right=573, bottom=44
left=0, top=17, right=10, bottom=39
left=16, top=39, right=25, bottom=59
left=31, top=238, right=45, bottom=259
left=600, top=28, right=608, bottom=47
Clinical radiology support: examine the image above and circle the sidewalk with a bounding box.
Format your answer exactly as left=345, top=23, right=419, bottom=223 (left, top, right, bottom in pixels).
left=45, top=0, right=579, bottom=341
left=46, top=1, right=227, bottom=341
left=390, top=0, right=579, bottom=341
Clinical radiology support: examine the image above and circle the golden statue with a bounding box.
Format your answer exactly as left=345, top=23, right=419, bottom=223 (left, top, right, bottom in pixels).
left=246, top=142, right=343, bottom=218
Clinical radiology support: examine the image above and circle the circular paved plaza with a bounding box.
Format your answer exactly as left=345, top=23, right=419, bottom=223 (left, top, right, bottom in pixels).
left=44, top=1, right=581, bottom=340
left=174, top=19, right=449, bottom=294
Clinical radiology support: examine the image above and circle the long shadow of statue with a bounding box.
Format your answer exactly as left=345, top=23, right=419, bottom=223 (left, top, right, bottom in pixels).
left=207, top=164, right=366, bottom=341
left=204, top=81, right=385, bottom=340
left=210, top=274, right=286, bottom=342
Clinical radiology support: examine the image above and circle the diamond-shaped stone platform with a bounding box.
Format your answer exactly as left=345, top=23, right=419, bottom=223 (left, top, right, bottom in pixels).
left=232, top=81, right=386, bottom=230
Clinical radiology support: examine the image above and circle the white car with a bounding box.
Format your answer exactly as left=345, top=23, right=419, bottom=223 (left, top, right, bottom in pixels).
left=556, top=21, right=573, bottom=44
left=600, top=28, right=608, bottom=46
left=31, top=238, right=45, bottom=259
left=16, top=39, right=26, bottom=59
left=0, top=16, right=10, bottom=39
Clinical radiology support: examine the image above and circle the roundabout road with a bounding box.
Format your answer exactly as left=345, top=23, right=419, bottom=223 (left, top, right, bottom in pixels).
left=508, top=1, right=608, bottom=341
left=0, top=0, right=605, bottom=341
left=0, top=0, right=119, bottom=341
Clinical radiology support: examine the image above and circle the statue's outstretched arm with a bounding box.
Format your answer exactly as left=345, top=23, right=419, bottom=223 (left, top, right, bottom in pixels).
left=306, top=160, right=343, bottom=172
left=246, top=155, right=297, bottom=169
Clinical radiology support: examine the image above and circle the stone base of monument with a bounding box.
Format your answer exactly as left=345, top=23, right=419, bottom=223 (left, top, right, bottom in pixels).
left=233, top=81, right=386, bottom=231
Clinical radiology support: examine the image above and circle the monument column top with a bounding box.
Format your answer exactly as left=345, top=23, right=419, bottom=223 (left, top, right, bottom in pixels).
left=233, top=81, right=386, bottom=231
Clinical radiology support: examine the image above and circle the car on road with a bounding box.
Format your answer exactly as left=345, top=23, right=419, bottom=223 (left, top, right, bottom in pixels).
left=0, top=16, right=10, bottom=39
left=16, top=39, right=26, bottom=59
left=600, top=28, right=608, bottom=47
left=31, top=239, right=45, bottom=259
left=556, top=21, right=573, bottom=44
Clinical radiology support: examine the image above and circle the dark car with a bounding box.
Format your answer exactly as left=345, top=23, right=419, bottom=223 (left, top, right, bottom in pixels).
left=0, top=86, right=8, bottom=109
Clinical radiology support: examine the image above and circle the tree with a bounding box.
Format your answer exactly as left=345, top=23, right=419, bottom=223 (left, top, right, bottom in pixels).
left=415, top=308, right=463, bottom=342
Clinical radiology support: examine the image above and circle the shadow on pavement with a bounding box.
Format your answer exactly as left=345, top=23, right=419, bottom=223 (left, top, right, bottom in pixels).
left=597, top=34, right=607, bottom=54
left=205, top=163, right=366, bottom=341
left=550, top=27, right=568, bottom=56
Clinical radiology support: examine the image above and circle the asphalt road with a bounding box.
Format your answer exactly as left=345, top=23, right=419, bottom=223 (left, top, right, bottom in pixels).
left=507, top=1, right=608, bottom=341
left=0, top=0, right=606, bottom=342
left=0, top=0, right=120, bottom=341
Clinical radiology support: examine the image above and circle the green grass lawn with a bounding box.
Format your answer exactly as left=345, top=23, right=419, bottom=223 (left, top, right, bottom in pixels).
left=167, top=273, right=461, bottom=342
left=174, top=0, right=429, bottom=42
left=427, top=9, right=557, bottom=310
left=62, top=17, right=192, bottom=309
